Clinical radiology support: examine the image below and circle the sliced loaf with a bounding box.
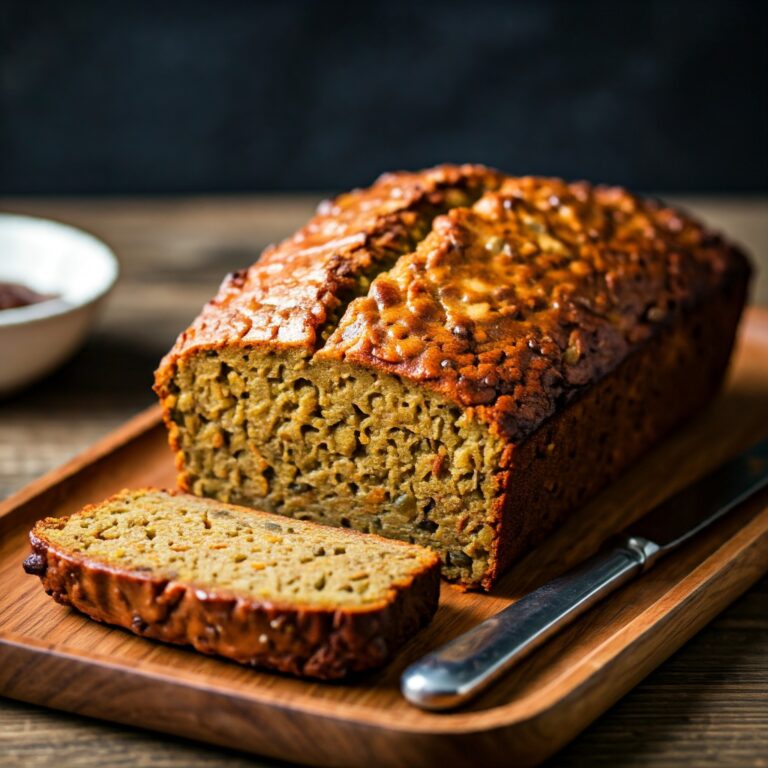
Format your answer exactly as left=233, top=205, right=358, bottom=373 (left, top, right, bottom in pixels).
left=155, top=167, right=750, bottom=589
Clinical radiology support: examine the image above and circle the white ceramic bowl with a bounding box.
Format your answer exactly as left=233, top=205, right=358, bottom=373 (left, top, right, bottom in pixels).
left=0, top=213, right=119, bottom=395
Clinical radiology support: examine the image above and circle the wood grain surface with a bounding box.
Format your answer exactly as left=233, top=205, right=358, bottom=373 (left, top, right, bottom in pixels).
left=0, top=196, right=766, bottom=767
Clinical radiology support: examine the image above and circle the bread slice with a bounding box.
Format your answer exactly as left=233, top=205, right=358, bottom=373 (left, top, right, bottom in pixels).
left=23, top=488, right=441, bottom=679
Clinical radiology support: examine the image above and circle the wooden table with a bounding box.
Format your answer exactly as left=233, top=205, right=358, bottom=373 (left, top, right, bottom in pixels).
left=0, top=196, right=766, bottom=768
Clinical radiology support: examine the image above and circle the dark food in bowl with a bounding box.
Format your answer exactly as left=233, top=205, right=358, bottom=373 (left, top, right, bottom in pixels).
left=0, top=281, right=56, bottom=310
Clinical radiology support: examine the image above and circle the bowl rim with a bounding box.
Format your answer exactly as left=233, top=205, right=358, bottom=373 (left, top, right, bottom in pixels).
left=0, top=212, right=120, bottom=328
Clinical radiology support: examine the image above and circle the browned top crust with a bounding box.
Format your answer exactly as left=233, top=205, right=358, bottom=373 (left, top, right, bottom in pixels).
left=157, top=164, right=500, bottom=369
left=157, top=167, right=750, bottom=444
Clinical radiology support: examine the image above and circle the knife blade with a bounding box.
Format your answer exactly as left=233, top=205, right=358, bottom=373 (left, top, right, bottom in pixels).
left=401, top=436, right=768, bottom=711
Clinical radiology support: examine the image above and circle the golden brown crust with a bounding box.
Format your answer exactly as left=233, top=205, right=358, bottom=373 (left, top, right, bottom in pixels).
left=155, top=164, right=501, bottom=390
left=23, top=495, right=441, bottom=680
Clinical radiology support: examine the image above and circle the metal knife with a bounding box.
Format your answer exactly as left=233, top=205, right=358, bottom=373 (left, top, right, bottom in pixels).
left=401, top=436, right=768, bottom=711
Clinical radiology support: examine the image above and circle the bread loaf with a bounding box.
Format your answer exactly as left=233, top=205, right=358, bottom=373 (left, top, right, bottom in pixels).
left=155, top=165, right=751, bottom=589
left=23, top=489, right=441, bottom=678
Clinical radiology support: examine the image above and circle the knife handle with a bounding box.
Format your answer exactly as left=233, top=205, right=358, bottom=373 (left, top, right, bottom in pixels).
left=401, top=538, right=659, bottom=711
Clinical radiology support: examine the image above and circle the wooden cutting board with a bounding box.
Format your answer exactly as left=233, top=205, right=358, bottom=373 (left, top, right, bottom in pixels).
left=2, top=308, right=767, bottom=768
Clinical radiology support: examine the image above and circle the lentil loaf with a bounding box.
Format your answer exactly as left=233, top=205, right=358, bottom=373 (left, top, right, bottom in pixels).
left=23, top=489, right=440, bottom=679
left=155, top=165, right=751, bottom=590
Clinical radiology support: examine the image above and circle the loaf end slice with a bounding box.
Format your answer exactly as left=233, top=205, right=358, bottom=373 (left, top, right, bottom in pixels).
left=23, top=489, right=441, bottom=679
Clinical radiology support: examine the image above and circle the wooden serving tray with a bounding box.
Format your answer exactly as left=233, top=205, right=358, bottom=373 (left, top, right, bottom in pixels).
left=2, top=309, right=768, bottom=768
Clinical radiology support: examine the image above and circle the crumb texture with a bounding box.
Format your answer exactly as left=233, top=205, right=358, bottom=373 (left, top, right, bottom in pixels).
left=172, top=350, right=502, bottom=584
left=37, top=489, right=436, bottom=608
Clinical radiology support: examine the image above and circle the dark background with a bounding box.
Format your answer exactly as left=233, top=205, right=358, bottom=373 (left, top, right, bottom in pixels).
left=1, top=0, right=766, bottom=195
